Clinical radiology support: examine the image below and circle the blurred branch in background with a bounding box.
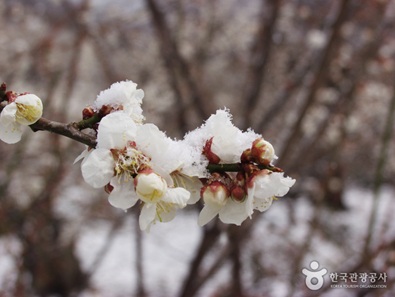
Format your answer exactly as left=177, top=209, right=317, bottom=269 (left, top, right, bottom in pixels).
left=1, top=0, right=395, bottom=297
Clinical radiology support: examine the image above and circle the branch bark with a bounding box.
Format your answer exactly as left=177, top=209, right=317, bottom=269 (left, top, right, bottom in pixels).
left=30, top=117, right=97, bottom=147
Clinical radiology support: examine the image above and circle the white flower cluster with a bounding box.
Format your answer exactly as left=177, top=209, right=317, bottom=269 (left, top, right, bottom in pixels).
left=76, top=81, right=295, bottom=231
left=0, top=81, right=295, bottom=232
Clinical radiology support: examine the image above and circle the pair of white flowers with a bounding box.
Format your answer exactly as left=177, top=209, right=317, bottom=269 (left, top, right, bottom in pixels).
left=0, top=81, right=296, bottom=232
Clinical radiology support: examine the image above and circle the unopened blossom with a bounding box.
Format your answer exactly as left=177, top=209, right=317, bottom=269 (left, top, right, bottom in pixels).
left=93, top=80, right=145, bottom=123
left=0, top=94, right=43, bottom=144
left=250, top=138, right=276, bottom=165
left=135, top=170, right=190, bottom=231
left=198, top=181, right=230, bottom=226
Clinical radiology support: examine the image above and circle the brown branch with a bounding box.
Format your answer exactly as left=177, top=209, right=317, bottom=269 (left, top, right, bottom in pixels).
left=30, top=117, right=97, bottom=147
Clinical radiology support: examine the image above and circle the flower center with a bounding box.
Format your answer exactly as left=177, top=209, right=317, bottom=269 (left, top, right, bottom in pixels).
left=15, top=101, right=43, bottom=125
left=113, top=147, right=150, bottom=179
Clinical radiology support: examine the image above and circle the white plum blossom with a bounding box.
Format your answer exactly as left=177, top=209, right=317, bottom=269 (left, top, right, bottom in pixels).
left=80, top=111, right=141, bottom=210
left=93, top=80, right=145, bottom=123
left=0, top=94, right=43, bottom=144
left=77, top=110, right=193, bottom=230
left=219, top=172, right=296, bottom=225
left=135, top=170, right=190, bottom=231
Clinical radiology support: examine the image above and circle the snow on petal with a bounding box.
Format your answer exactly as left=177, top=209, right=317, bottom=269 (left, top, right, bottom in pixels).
left=94, top=80, right=145, bottom=123
left=184, top=109, right=260, bottom=163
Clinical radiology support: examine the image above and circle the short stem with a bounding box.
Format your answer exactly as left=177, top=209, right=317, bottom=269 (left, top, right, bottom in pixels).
left=207, top=163, right=283, bottom=173
left=207, top=163, right=242, bottom=172
left=74, top=113, right=101, bottom=130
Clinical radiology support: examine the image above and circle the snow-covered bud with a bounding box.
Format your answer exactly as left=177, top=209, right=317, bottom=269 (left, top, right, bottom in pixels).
left=201, top=181, right=229, bottom=207
left=135, top=169, right=167, bottom=203
left=251, top=138, right=275, bottom=166
left=203, top=137, right=221, bottom=164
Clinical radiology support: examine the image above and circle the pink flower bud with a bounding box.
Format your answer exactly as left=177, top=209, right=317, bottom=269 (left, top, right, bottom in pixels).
left=82, top=106, right=96, bottom=119
left=230, top=185, right=246, bottom=202
left=251, top=138, right=275, bottom=166
left=201, top=181, right=229, bottom=206
left=241, top=148, right=253, bottom=163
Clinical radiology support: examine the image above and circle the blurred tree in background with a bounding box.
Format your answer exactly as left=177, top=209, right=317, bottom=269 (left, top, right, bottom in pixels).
left=0, top=0, right=394, bottom=296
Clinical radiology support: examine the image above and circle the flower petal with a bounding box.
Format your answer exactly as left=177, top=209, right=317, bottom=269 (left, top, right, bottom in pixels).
left=0, top=115, right=23, bottom=144
left=162, top=187, right=190, bottom=207
left=198, top=203, right=222, bottom=226
left=253, top=196, right=273, bottom=212
left=108, top=177, right=138, bottom=210
left=171, top=173, right=202, bottom=204
left=73, top=147, right=90, bottom=164
left=219, top=199, right=250, bottom=225
left=139, top=203, right=157, bottom=231
left=97, top=112, right=137, bottom=149
left=81, top=148, right=114, bottom=188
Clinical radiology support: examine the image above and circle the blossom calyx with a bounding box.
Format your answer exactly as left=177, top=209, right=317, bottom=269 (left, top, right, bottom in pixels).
left=203, top=137, right=221, bottom=164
